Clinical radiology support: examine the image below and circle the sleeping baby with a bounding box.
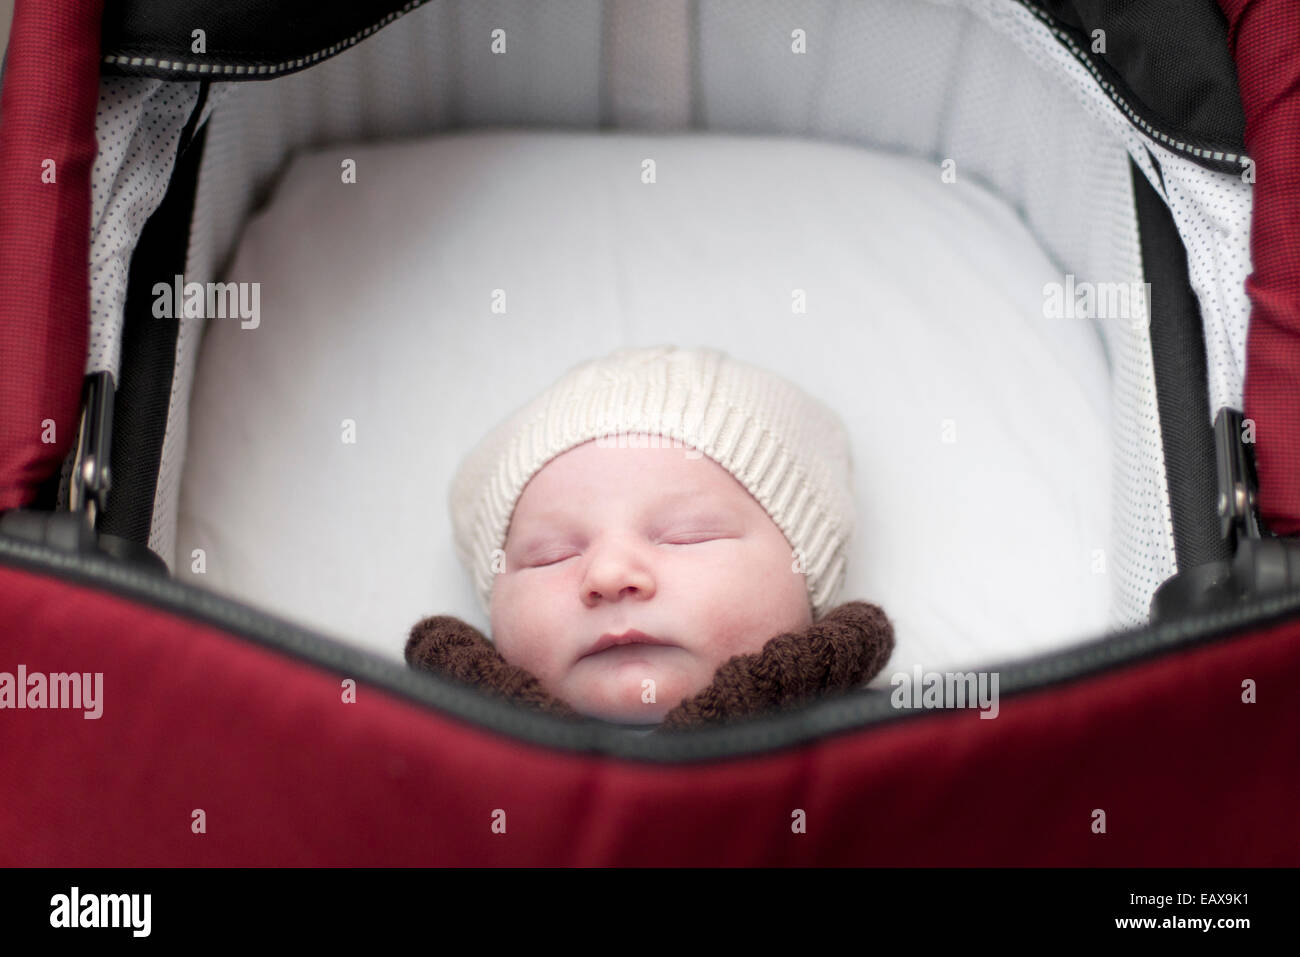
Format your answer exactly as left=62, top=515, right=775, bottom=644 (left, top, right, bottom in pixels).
left=406, top=345, right=894, bottom=731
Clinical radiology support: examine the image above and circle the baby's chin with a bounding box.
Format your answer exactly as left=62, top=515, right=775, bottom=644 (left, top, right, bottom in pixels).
left=558, top=653, right=709, bottom=725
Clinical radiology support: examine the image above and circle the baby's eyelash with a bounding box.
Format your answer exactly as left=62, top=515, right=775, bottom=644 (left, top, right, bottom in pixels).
left=524, top=530, right=736, bottom=564
left=528, top=552, right=576, bottom=567
left=660, top=532, right=727, bottom=545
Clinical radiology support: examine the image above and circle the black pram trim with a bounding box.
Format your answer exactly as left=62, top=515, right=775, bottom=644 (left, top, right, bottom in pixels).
left=97, top=0, right=1248, bottom=174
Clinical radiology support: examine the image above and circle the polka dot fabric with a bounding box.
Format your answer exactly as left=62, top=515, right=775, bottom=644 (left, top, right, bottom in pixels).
left=1150, top=148, right=1253, bottom=418
left=88, top=78, right=202, bottom=380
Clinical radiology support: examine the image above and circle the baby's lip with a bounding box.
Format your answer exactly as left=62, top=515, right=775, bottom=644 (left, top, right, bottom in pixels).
left=581, top=629, right=676, bottom=660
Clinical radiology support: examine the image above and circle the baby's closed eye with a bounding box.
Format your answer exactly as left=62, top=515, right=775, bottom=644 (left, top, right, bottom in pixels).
left=655, top=520, right=743, bottom=545
left=524, top=549, right=579, bottom=567
left=528, top=531, right=734, bottom=560
left=658, top=531, right=734, bottom=545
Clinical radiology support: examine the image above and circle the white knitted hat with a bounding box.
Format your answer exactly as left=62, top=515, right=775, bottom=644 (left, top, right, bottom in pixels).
left=449, top=345, right=855, bottom=622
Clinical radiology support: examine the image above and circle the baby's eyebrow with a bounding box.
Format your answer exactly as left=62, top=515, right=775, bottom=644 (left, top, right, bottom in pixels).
left=652, top=493, right=738, bottom=521
left=655, top=487, right=714, bottom=507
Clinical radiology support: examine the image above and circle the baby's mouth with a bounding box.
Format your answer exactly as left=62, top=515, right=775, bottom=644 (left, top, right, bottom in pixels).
left=580, top=629, right=676, bottom=660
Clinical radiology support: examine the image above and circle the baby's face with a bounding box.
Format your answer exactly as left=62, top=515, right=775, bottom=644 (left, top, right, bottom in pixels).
left=490, top=435, right=813, bottom=724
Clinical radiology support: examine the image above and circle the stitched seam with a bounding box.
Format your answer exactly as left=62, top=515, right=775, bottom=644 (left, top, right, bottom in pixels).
left=101, top=1, right=429, bottom=78
left=1018, top=0, right=1250, bottom=168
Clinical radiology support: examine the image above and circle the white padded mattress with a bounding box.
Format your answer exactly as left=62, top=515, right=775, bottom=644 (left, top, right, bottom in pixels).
left=176, top=129, right=1114, bottom=684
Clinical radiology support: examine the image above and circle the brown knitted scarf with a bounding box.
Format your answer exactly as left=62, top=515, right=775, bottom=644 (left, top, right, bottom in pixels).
left=405, top=601, right=894, bottom=732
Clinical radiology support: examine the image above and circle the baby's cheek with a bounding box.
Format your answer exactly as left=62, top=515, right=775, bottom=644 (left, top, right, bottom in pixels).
left=705, top=559, right=809, bottom=661
left=755, top=541, right=813, bottom=623
left=496, top=572, right=585, bottom=686
left=489, top=577, right=534, bottom=661
left=692, top=596, right=771, bottom=665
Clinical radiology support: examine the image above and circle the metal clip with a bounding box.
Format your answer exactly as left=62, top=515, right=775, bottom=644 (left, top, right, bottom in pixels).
left=68, top=371, right=115, bottom=532
left=1214, top=407, right=1259, bottom=544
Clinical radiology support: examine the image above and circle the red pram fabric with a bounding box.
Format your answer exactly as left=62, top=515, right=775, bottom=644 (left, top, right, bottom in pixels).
left=1, top=560, right=1296, bottom=866
left=1217, top=0, right=1300, bottom=537
left=1, top=0, right=1299, bottom=868
left=0, top=0, right=102, bottom=512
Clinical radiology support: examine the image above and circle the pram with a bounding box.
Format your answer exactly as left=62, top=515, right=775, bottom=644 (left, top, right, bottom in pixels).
left=1, top=0, right=1297, bottom=865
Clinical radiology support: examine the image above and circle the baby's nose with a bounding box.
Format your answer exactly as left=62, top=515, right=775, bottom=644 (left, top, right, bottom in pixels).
left=580, top=542, right=656, bottom=605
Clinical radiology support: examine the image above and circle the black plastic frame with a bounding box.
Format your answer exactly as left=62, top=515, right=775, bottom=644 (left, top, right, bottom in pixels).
left=1134, top=156, right=1232, bottom=572
left=96, top=90, right=210, bottom=553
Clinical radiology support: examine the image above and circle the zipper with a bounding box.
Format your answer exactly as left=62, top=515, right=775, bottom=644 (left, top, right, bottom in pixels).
left=2, top=527, right=1298, bottom=764
left=101, top=1, right=432, bottom=80
left=1015, top=0, right=1249, bottom=176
